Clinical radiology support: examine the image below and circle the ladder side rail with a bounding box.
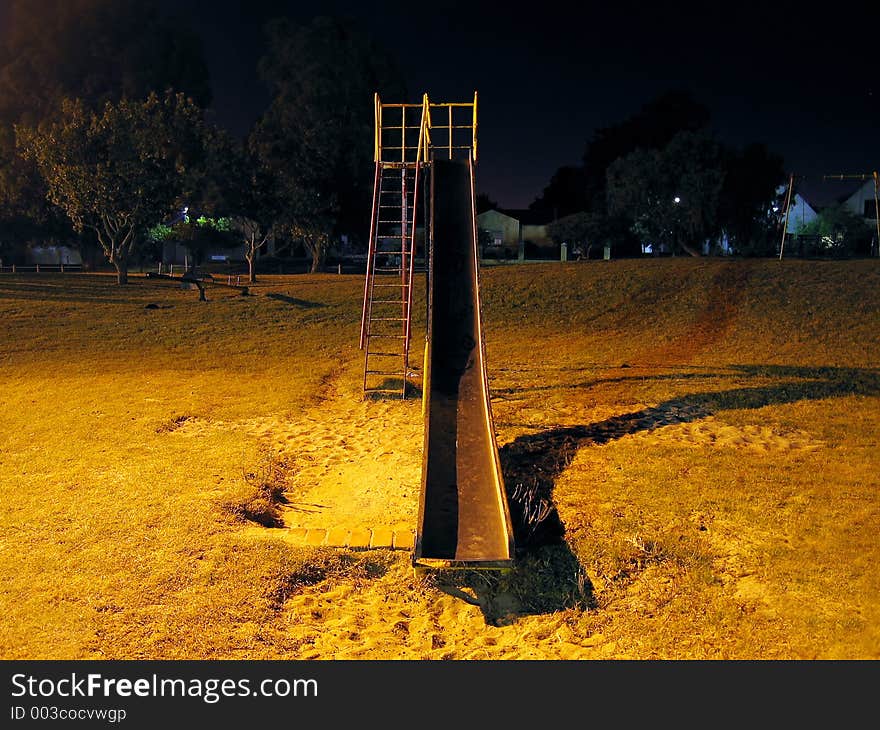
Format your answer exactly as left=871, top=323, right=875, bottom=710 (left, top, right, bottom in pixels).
left=360, top=160, right=382, bottom=349
left=362, top=170, right=387, bottom=390
left=373, top=92, right=380, bottom=162
left=400, top=106, right=409, bottom=326
left=403, top=97, right=429, bottom=375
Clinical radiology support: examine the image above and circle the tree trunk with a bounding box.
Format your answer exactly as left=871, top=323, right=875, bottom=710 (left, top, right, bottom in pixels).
left=247, top=253, right=256, bottom=283
left=113, top=258, right=129, bottom=285
left=309, top=243, right=326, bottom=274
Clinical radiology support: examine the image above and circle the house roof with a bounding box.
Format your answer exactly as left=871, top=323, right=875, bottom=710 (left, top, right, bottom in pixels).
left=477, top=208, right=552, bottom=225
left=794, top=178, right=867, bottom=210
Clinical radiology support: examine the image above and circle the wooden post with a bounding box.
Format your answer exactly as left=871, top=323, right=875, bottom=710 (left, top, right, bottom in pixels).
left=779, top=173, right=794, bottom=261
left=873, top=171, right=880, bottom=257
left=448, top=104, right=453, bottom=160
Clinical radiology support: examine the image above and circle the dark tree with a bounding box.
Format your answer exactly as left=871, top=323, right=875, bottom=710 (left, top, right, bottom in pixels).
left=718, top=143, right=787, bottom=256
left=527, top=90, right=712, bottom=230
left=252, top=15, right=406, bottom=272
left=607, top=130, right=725, bottom=257
left=476, top=193, right=500, bottom=214
left=529, top=166, right=587, bottom=221
left=798, top=204, right=873, bottom=257
left=191, top=126, right=283, bottom=284
left=18, top=92, right=210, bottom=284
left=0, top=0, right=212, bottom=262
left=583, top=90, right=711, bottom=213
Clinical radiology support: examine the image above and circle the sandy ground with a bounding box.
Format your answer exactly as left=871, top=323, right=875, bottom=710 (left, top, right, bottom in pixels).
left=192, top=356, right=828, bottom=659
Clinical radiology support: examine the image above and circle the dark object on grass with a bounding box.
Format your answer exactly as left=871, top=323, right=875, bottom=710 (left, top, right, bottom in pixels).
left=181, top=269, right=207, bottom=301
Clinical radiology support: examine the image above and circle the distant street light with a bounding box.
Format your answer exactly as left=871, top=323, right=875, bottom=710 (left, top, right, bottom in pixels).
left=673, top=196, right=681, bottom=204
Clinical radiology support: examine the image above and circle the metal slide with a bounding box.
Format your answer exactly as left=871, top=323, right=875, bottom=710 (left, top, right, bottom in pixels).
left=413, top=157, right=515, bottom=570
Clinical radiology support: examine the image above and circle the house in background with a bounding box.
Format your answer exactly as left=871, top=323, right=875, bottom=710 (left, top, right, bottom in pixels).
left=476, top=208, right=554, bottom=259
left=778, top=176, right=879, bottom=256
left=25, top=242, right=83, bottom=266
left=840, top=178, right=879, bottom=223
left=780, top=184, right=819, bottom=234
left=793, top=177, right=878, bottom=228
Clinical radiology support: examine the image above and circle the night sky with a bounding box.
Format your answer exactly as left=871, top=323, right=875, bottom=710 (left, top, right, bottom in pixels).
left=141, top=1, right=880, bottom=207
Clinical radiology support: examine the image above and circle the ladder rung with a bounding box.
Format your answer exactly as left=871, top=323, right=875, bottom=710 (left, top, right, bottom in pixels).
left=371, top=299, right=406, bottom=304
left=366, top=353, right=405, bottom=358
left=370, top=317, right=407, bottom=322
left=365, top=370, right=404, bottom=375
left=373, top=283, right=409, bottom=287
left=369, top=334, right=407, bottom=339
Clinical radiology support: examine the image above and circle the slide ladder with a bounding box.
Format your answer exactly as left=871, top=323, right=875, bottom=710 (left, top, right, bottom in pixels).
left=360, top=95, right=427, bottom=399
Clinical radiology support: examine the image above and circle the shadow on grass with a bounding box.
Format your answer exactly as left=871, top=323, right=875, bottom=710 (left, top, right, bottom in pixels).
left=454, top=364, right=880, bottom=624
left=264, top=292, right=325, bottom=308
left=0, top=276, right=168, bottom=305
left=492, top=367, right=725, bottom=398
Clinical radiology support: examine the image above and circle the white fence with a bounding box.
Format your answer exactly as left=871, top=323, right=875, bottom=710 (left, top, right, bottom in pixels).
left=0, top=264, right=83, bottom=273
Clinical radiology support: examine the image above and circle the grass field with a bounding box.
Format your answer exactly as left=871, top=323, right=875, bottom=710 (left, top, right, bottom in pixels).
left=1, top=257, right=878, bottom=659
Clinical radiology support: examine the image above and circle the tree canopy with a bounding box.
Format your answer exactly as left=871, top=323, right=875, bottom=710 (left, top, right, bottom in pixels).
left=523, top=88, right=789, bottom=257
left=529, top=90, right=712, bottom=220
left=17, top=92, right=210, bottom=283
left=251, top=15, right=406, bottom=272
left=717, top=143, right=787, bottom=255
left=798, top=204, right=874, bottom=257
left=529, top=166, right=587, bottom=220
left=607, top=130, right=725, bottom=256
